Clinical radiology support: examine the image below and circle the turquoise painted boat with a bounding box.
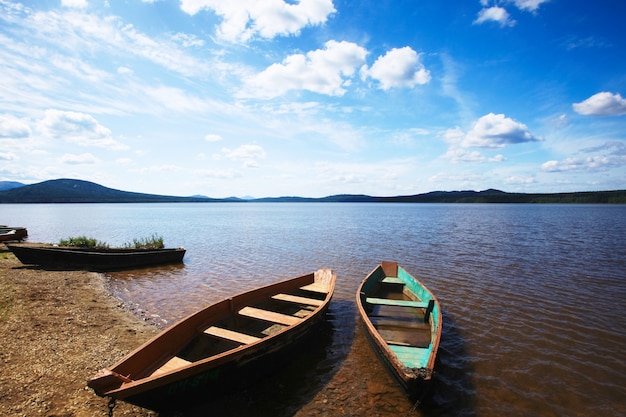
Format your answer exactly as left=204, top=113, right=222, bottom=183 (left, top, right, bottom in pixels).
left=356, top=261, right=442, bottom=398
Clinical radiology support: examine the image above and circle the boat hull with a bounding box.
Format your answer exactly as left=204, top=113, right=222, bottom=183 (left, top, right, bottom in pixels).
left=113, top=311, right=328, bottom=410
left=0, top=227, right=27, bottom=242
left=7, top=243, right=185, bottom=271
left=88, top=269, right=336, bottom=411
left=356, top=261, right=442, bottom=400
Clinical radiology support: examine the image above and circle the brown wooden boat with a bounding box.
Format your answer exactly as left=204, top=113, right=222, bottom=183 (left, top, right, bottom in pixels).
left=0, top=226, right=27, bottom=242
left=6, top=243, right=185, bottom=271
left=87, top=268, right=336, bottom=411
left=356, top=261, right=442, bottom=398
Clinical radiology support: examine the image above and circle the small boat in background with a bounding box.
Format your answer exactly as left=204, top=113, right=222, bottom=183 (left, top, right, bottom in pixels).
left=6, top=243, right=185, bottom=271
left=356, top=261, right=442, bottom=398
left=0, top=226, right=27, bottom=242
left=87, top=268, right=336, bottom=411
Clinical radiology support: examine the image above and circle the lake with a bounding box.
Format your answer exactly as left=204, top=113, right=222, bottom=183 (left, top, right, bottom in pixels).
left=3, top=203, right=625, bottom=416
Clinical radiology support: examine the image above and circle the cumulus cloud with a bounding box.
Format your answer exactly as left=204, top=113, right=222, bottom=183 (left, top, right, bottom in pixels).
left=361, top=47, right=431, bottom=90
left=572, top=92, right=626, bottom=116
left=0, top=114, right=32, bottom=138
left=179, top=0, right=336, bottom=43
left=474, top=1, right=549, bottom=27
left=463, top=113, right=540, bottom=148
left=243, top=40, right=367, bottom=98
left=512, top=0, right=550, bottom=12
left=38, top=109, right=128, bottom=150
left=474, top=6, right=516, bottom=27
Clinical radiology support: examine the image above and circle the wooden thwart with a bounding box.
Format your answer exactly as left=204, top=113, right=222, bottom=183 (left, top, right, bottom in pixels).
left=152, top=356, right=191, bottom=376
left=366, top=297, right=430, bottom=308
left=271, top=293, right=324, bottom=307
left=299, top=283, right=329, bottom=294
left=204, top=326, right=262, bottom=345
left=381, top=277, right=404, bottom=285
left=238, top=306, right=301, bottom=326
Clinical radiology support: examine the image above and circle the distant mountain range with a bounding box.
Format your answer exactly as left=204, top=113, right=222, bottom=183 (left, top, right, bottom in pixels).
left=0, top=178, right=625, bottom=204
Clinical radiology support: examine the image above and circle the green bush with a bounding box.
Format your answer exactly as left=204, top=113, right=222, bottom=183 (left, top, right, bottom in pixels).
left=59, top=236, right=109, bottom=248
left=123, top=234, right=164, bottom=249
left=58, top=234, right=164, bottom=249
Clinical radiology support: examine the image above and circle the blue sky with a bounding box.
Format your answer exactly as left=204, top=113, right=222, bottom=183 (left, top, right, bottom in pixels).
left=1, top=0, right=625, bottom=198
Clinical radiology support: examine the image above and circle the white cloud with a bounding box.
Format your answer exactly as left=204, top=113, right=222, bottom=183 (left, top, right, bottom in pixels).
left=171, top=32, right=205, bottom=48
left=117, top=66, right=133, bottom=75
left=204, top=134, right=222, bottom=142
left=463, top=113, right=540, bottom=148
left=512, top=0, right=550, bottom=12
left=504, top=175, right=535, bottom=185
left=221, top=144, right=267, bottom=168
left=179, top=0, right=336, bottom=43
left=0, top=114, right=32, bottom=138
left=195, top=168, right=243, bottom=179
left=442, top=146, right=505, bottom=164
left=60, top=153, right=98, bottom=165
left=474, top=6, right=516, bottom=27
left=0, top=152, right=18, bottom=161
left=6, top=5, right=212, bottom=79
left=61, top=0, right=88, bottom=8
left=38, top=109, right=128, bottom=150
left=541, top=156, right=618, bottom=172
left=131, top=165, right=183, bottom=174
left=362, top=47, right=431, bottom=90
left=243, top=40, right=367, bottom=98
left=141, top=85, right=216, bottom=113
left=543, top=141, right=626, bottom=173
left=572, top=92, right=626, bottom=116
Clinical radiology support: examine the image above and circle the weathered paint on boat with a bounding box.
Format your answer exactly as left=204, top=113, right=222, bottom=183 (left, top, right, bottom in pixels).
left=356, top=261, right=442, bottom=398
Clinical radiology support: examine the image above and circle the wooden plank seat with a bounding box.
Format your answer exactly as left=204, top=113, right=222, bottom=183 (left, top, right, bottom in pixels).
left=238, top=306, right=301, bottom=326
left=299, top=282, right=329, bottom=294
left=203, top=326, right=262, bottom=345
left=271, top=293, right=324, bottom=307
left=366, top=297, right=430, bottom=308
left=381, top=277, right=404, bottom=285
left=152, top=356, right=191, bottom=376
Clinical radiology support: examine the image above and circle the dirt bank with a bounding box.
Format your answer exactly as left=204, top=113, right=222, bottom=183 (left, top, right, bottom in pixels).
left=0, top=248, right=158, bottom=417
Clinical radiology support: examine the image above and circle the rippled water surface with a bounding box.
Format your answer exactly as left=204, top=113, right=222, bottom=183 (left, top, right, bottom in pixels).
left=4, top=203, right=626, bottom=416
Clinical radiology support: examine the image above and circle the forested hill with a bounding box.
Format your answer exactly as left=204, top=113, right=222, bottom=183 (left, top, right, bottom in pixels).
left=0, top=179, right=223, bottom=203
left=0, top=179, right=625, bottom=204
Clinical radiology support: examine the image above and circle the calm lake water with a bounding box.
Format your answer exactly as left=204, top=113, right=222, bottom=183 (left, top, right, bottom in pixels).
left=3, top=203, right=626, bottom=416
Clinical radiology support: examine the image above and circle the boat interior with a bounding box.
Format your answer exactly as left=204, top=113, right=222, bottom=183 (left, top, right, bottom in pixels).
left=362, top=276, right=434, bottom=350
left=149, top=282, right=330, bottom=377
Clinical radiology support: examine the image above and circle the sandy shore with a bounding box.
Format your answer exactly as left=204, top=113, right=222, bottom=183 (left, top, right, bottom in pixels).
left=0, top=247, right=158, bottom=417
